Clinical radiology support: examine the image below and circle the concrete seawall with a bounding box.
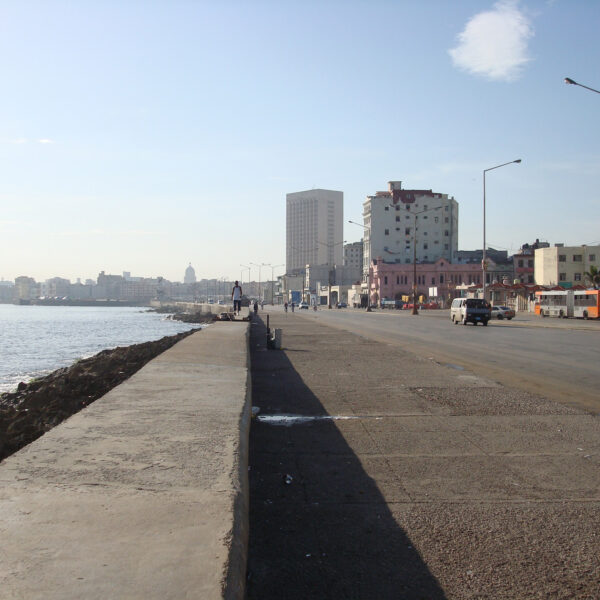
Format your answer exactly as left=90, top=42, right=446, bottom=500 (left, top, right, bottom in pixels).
left=0, top=322, right=251, bottom=599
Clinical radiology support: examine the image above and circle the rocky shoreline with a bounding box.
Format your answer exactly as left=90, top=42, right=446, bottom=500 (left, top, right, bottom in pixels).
left=0, top=328, right=200, bottom=463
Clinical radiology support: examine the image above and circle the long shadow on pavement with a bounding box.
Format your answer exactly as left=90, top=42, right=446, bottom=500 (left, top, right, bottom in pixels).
left=247, top=316, right=446, bottom=599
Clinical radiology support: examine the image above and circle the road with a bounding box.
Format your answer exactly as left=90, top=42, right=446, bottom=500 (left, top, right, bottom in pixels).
left=286, top=307, right=600, bottom=414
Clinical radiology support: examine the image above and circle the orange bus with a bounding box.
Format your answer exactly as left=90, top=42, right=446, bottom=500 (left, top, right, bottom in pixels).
left=535, top=289, right=600, bottom=319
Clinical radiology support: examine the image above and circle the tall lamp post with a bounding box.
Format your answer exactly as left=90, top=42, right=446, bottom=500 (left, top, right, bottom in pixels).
left=483, top=159, right=521, bottom=300
left=240, top=264, right=250, bottom=287
left=348, top=221, right=372, bottom=311
left=564, top=77, right=600, bottom=95
left=400, top=206, right=443, bottom=315
left=265, top=263, right=284, bottom=304
left=317, top=239, right=346, bottom=308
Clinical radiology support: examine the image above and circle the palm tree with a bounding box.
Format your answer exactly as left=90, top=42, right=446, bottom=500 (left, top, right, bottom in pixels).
left=584, top=265, right=600, bottom=289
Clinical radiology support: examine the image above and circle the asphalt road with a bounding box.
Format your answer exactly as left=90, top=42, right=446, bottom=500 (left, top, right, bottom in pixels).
left=288, top=307, right=600, bottom=414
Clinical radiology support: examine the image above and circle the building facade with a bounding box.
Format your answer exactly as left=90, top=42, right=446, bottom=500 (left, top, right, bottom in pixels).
left=535, top=244, right=600, bottom=287
left=362, top=181, right=458, bottom=279
left=513, top=239, right=549, bottom=284
left=286, top=189, right=343, bottom=274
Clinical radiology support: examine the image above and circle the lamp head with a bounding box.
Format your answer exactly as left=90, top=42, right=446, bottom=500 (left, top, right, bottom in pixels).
left=514, top=159, right=522, bottom=163
left=564, top=77, right=577, bottom=85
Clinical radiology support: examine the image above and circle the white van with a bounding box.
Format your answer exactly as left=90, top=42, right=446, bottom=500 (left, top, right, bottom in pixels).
left=450, top=298, right=491, bottom=326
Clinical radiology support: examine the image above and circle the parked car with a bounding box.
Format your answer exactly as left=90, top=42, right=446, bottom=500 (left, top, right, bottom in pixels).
left=450, top=298, right=491, bottom=326
left=336, top=302, right=347, bottom=308
left=298, top=302, right=309, bottom=309
left=491, top=305, right=515, bottom=320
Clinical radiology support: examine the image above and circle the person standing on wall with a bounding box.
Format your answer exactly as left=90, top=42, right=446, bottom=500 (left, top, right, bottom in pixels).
left=231, top=280, right=242, bottom=315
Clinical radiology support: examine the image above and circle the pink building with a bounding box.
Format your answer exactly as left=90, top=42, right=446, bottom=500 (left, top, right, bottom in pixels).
left=369, top=257, right=485, bottom=305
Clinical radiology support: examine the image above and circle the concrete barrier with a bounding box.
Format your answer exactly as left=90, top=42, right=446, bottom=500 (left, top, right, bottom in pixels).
left=0, top=322, right=251, bottom=599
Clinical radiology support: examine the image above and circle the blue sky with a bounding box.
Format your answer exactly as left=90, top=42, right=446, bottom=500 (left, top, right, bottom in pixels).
left=1, top=0, right=599, bottom=283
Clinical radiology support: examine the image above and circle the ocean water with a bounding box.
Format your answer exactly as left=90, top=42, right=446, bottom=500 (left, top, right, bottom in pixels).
left=0, top=305, right=201, bottom=393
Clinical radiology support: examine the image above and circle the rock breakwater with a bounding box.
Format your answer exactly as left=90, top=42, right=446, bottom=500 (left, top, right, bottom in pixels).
left=0, top=329, right=198, bottom=462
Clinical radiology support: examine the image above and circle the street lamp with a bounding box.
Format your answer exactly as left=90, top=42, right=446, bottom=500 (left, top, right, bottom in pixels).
left=483, top=159, right=521, bottom=300
left=265, top=263, right=284, bottom=304
left=564, top=77, right=600, bottom=95
left=348, top=221, right=372, bottom=312
left=240, top=264, right=250, bottom=287
left=317, top=239, right=346, bottom=308
left=399, top=205, right=443, bottom=315
left=250, top=262, right=270, bottom=302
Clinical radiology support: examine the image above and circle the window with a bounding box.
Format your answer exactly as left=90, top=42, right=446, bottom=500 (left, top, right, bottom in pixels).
left=406, top=205, right=410, bottom=210
left=559, top=273, right=566, bottom=281
left=574, top=273, right=582, bottom=281
left=444, top=230, right=449, bottom=236
left=527, top=275, right=534, bottom=283
left=431, top=277, right=436, bottom=284
left=589, top=254, right=596, bottom=261
left=423, top=243, right=428, bottom=249
left=384, top=206, right=389, bottom=211
left=445, top=206, right=449, bottom=211
left=424, top=205, right=428, bottom=210
left=384, top=276, right=388, bottom=284
left=573, top=255, right=582, bottom=262
left=385, top=229, right=389, bottom=235
left=434, top=217, right=439, bottom=223
left=518, top=260, right=523, bottom=267
left=558, top=255, right=566, bottom=262
left=396, top=216, right=400, bottom=222
left=396, top=276, right=399, bottom=284
left=445, top=217, right=449, bottom=223
left=440, top=274, right=444, bottom=283
left=444, top=243, right=449, bottom=250
left=528, top=260, right=533, bottom=268
left=405, top=227, right=411, bottom=235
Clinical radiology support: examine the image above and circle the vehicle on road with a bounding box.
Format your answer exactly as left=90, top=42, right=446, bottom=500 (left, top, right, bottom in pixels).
left=491, top=305, right=515, bottom=320
left=450, top=297, right=491, bottom=326
left=535, top=289, right=600, bottom=319
left=336, top=302, right=347, bottom=308
left=298, top=302, right=309, bottom=309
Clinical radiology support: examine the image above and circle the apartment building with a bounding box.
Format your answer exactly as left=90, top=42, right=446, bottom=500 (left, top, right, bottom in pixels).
left=362, top=181, right=458, bottom=278
left=535, top=244, right=600, bottom=287
left=286, top=189, right=343, bottom=274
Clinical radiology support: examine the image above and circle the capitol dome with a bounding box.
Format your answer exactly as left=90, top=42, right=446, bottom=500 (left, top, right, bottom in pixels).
left=184, top=263, right=196, bottom=284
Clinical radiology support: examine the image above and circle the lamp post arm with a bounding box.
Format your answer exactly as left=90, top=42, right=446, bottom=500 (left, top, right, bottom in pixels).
left=565, top=77, right=600, bottom=95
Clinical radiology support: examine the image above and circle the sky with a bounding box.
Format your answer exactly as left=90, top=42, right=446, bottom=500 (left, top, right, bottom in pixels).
left=1, top=0, right=599, bottom=283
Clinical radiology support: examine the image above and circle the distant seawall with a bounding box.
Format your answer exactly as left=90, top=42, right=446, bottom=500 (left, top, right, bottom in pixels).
left=0, top=322, right=251, bottom=599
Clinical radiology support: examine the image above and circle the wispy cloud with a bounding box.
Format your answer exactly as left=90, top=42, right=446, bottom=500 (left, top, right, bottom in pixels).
left=37, top=139, right=54, bottom=144
left=448, top=0, right=534, bottom=82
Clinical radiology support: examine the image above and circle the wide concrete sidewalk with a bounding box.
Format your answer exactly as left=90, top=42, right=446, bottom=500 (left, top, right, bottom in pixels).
left=247, top=311, right=600, bottom=599
left=0, top=323, right=251, bottom=600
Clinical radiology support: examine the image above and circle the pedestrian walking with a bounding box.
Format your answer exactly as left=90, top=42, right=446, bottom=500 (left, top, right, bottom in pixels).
left=231, top=281, right=243, bottom=315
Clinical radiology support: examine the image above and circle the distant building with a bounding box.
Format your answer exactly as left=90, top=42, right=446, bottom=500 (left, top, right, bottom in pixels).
left=0, top=280, right=14, bottom=303
left=362, top=181, right=458, bottom=279
left=43, top=277, right=71, bottom=298
left=286, top=189, right=344, bottom=274
left=513, top=239, right=549, bottom=284
left=344, top=240, right=364, bottom=277
left=184, top=263, right=196, bottom=284
left=455, top=248, right=513, bottom=287
left=14, top=276, right=39, bottom=301
left=535, top=244, right=600, bottom=287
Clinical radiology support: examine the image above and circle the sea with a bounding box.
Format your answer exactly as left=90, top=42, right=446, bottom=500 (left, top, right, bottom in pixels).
left=0, top=304, right=202, bottom=393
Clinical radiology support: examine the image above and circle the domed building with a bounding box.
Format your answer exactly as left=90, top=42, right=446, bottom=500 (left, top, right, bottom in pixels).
left=184, top=263, right=196, bottom=284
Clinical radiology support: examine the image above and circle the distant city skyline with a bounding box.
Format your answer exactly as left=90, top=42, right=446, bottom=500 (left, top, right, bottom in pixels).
left=1, top=1, right=599, bottom=282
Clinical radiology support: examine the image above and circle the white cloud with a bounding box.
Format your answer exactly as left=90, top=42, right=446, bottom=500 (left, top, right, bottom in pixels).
left=448, top=0, right=534, bottom=81
left=38, top=139, right=54, bottom=144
